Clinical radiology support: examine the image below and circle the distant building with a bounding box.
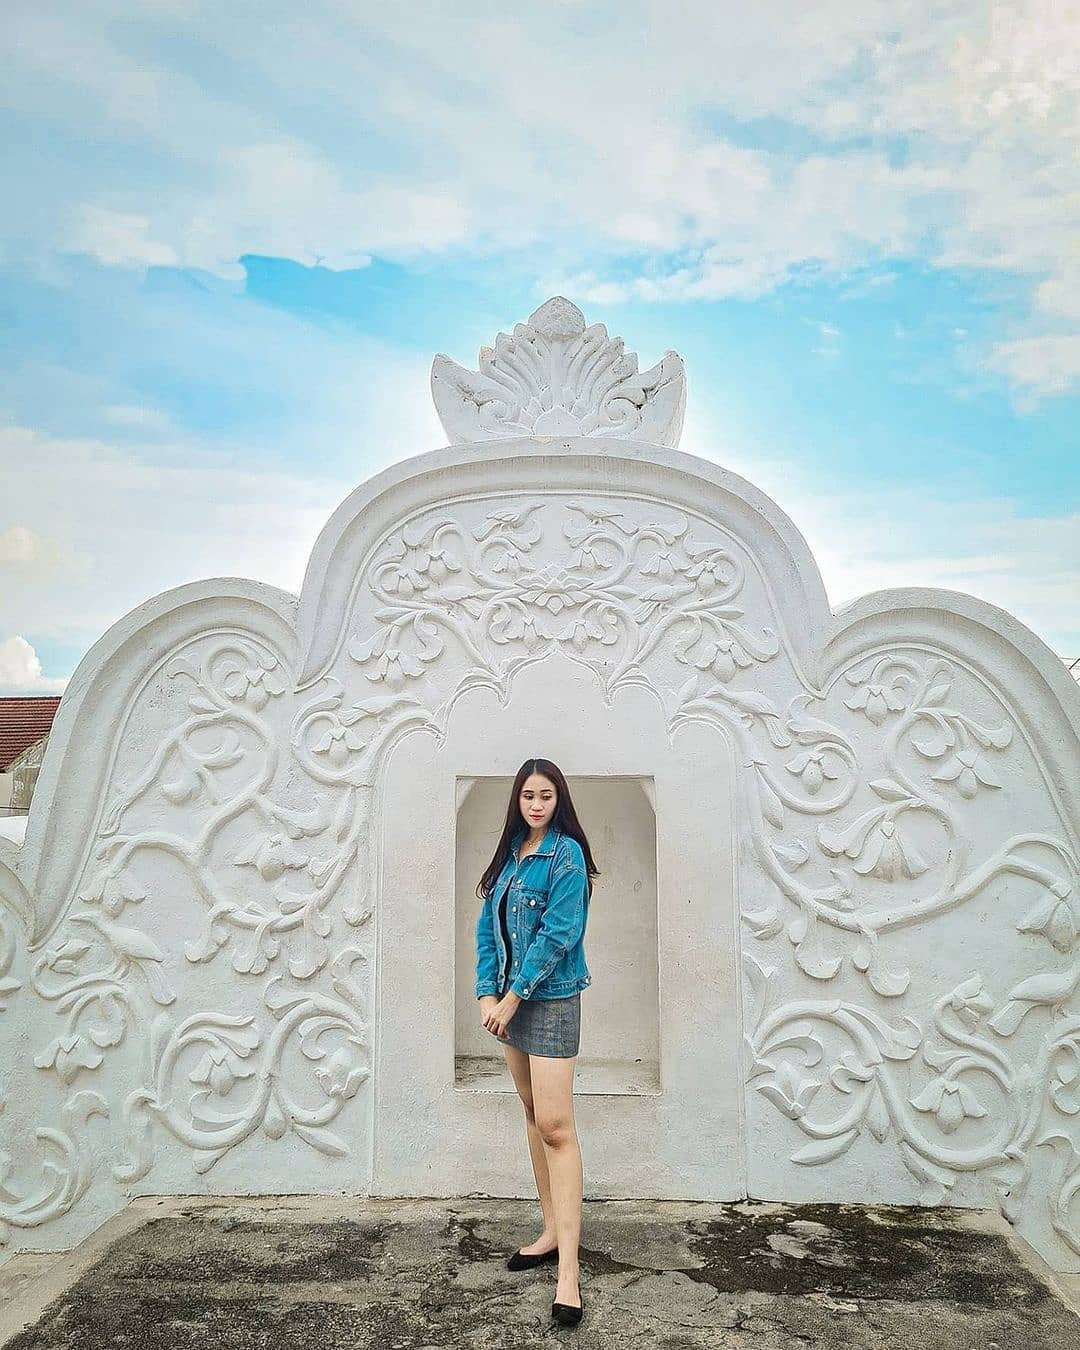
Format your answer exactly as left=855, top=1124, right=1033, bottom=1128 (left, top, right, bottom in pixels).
left=0, top=695, right=62, bottom=814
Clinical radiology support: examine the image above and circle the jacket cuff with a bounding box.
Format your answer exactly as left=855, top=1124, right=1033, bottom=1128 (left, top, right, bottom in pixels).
left=475, top=982, right=499, bottom=998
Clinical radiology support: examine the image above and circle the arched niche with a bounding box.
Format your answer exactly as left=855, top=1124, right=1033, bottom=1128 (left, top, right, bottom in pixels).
left=374, top=648, right=741, bottom=1199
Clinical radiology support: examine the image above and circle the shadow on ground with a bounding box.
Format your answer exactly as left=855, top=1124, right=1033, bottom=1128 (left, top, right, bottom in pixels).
left=1, top=1197, right=1076, bottom=1349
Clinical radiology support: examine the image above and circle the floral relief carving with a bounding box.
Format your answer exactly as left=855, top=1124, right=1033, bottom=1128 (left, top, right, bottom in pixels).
left=22, top=633, right=380, bottom=1116
left=0, top=1091, right=107, bottom=1246
left=746, top=955, right=1080, bottom=1256
left=326, top=490, right=1075, bottom=1256
left=75, top=636, right=365, bottom=964
left=344, top=503, right=779, bottom=722
left=115, top=946, right=368, bottom=1179
left=431, top=297, right=687, bottom=447
left=0, top=446, right=1075, bottom=1270
left=339, top=498, right=1075, bottom=1009
left=31, top=910, right=175, bottom=1084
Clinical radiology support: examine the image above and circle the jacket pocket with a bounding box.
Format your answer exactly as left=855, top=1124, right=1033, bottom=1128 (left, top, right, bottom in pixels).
left=518, top=888, right=546, bottom=935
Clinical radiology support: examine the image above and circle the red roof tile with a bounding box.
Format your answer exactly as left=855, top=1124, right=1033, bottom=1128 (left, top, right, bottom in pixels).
left=0, top=696, right=62, bottom=771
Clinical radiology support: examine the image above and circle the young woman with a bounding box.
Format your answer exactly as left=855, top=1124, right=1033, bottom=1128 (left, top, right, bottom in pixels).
left=474, top=758, right=598, bottom=1327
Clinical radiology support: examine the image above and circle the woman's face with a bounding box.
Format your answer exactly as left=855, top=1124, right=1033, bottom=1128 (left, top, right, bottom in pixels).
left=519, top=773, right=557, bottom=832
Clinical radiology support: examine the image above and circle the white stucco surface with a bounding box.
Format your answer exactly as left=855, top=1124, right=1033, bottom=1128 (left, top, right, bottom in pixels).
left=0, top=816, right=27, bottom=845
left=0, top=301, right=1077, bottom=1273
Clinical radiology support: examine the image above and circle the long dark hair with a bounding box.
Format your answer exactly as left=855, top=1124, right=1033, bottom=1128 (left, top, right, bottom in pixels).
left=476, top=758, right=600, bottom=901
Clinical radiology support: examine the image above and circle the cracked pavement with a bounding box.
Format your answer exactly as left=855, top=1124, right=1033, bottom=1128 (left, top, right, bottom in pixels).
left=0, top=1196, right=1077, bottom=1348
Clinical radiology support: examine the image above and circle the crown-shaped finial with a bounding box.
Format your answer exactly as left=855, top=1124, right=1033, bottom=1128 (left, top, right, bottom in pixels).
left=431, top=297, right=686, bottom=447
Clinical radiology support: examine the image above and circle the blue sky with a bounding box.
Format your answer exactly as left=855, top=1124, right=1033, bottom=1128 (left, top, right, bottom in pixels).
left=1, top=1, right=1077, bottom=691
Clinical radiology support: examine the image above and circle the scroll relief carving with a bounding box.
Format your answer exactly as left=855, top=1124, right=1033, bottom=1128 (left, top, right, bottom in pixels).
left=335, top=496, right=1077, bottom=1249
left=0, top=636, right=374, bottom=1238
left=115, top=946, right=369, bottom=1181
left=1, top=489, right=1075, bottom=1257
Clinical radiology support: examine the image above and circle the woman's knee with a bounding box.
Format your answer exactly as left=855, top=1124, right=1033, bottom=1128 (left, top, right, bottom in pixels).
left=535, top=1113, right=572, bottom=1146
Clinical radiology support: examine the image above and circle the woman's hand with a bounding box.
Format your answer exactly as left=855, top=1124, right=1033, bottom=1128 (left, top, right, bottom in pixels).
left=480, top=991, right=521, bottom=1040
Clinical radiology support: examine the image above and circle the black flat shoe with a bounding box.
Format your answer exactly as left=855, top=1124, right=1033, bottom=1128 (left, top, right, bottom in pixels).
left=551, top=1291, right=584, bottom=1326
left=506, top=1245, right=558, bottom=1270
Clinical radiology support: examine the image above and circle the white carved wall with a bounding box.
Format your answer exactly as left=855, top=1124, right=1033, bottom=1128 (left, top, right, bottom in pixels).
left=1, top=303, right=1078, bottom=1274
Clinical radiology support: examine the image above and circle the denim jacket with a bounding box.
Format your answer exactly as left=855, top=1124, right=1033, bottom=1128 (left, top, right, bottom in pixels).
left=474, top=822, right=592, bottom=1000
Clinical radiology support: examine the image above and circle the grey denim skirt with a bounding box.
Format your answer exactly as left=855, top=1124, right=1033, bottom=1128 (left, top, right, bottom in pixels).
left=493, top=984, right=581, bottom=1058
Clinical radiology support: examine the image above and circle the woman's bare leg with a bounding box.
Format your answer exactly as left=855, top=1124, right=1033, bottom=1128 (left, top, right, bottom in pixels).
left=501, top=1041, right=558, bottom=1251
left=529, top=1052, right=581, bottom=1305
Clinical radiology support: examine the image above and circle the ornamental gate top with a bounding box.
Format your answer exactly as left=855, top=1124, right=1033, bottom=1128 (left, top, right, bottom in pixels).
left=430, top=296, right=687, bottom=448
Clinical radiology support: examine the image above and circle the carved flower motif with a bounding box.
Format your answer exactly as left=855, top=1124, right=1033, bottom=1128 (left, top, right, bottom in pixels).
left=930, top=748, right=1002, bottom=798
left=843, top=681, right=909, bottom=725
left=1017, top=882, right=1076, bottom=954
left=79, top=871, right=147, bottom=918
left=313, top=721, right=369, bottom=766
left=387, top=546, right=462, bottom=596
left=42, top=937, right=93, bottom=975
left=910, top=1076, right=988, bottom=1133
left=563, top=611, right=618, bottom=650
left=519, top=568, right=591, bottom=615
left=223, top=660, right=288, bottom=710
left=642, top=551, right=681, bottom=584
left=946, top=974, right=995, bottom=1028
left=684, top=552, right=736, bottom=595
left=351, top=642, right=428, bottom=686
left=575, top=540, right=609, bottom=572
left=689, top=633, right=755, bottom=682
left=756, top=1061, right=821, bottom=1120
left=233, top=833, right=310, bottom=882
left=819, top=807, right=929, bottom=880
left=314, top=1041, right=367, bottom=1100
left=855, top=819, right=929, bottom=880
left=190, top=1045, right=255, bottom=1097
left=785, top=748, right=841, bottom=795
left=491, top=545, right=526, bottom=577
left=34, top=1032, right=104, bottom=1083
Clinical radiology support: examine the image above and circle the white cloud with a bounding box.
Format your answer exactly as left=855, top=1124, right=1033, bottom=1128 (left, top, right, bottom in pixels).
left=0, top=524, right=66, bottom=580
left=0, top=0, right=1077, bottom=397
left=0, top=635, right=67, bottom=693
left=0, top=525, right=45, bottom=564
left=984, top=335, right=1080, bottom=401
left=0, top=424, right=358, bottom=649
left=102, top=404, right=177, bottom=433
left=680, top=420, right=1080, bottom=654
left=67, top=206, right=178, bottom=269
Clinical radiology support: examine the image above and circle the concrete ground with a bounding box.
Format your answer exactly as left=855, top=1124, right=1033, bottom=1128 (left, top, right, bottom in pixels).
left=0, top=1196, right=1077, bottom=1349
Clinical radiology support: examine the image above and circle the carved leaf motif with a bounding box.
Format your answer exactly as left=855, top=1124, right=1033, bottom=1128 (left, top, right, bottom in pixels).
left=431, top=297, right=686, bottom=447
left=293, top=1124, right=348, bottom=1156
left=790, top=1129, right=859, bottom=1164
left=744, top=905, right=785, bottom=940
left=1017, top=891, right=1077, bottom=954
left=791, top=918, right=844, bottom=981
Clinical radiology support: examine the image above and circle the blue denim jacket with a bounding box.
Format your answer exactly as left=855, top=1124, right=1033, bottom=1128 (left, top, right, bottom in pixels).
left=474, top=822, right=592, bottom=1000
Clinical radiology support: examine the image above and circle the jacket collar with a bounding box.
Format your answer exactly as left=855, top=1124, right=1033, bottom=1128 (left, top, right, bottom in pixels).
left=511, top=820, right=559, bottom=857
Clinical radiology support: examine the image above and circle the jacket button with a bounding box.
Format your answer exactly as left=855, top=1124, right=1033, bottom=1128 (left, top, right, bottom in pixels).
left=529, top=899, right=536, bottom=906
